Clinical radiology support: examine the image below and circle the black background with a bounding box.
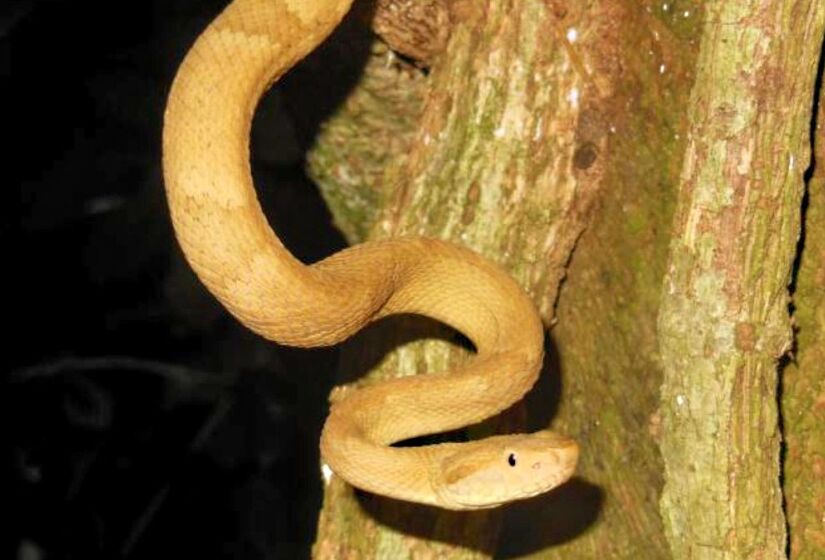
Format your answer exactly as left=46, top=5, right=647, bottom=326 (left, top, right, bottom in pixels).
left=3, top=1, right=355, bottom=557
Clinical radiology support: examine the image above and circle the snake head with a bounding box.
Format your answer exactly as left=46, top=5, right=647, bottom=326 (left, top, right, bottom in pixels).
left=436, top=431, right=579, bottom=510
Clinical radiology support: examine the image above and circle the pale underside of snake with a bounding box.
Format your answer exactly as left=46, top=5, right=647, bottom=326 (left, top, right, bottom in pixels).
left=162, top=0, right=579, bottom=510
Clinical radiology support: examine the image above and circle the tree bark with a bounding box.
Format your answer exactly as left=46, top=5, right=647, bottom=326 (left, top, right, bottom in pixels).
left=524, top=3, right=704, bottom=557
left=292, top=0, right=825, bottom=558
left=783, top=37, right=825, bottom=560
left=310, top=0, right=620, bottom=556
left=657, top=2, right=825, bottom=559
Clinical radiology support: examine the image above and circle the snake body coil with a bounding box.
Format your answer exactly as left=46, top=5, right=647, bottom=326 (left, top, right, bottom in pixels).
left=163, top=0, right=578, bottom=509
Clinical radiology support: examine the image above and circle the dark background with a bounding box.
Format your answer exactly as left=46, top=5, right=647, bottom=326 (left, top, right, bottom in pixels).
left=2, top=1, right=359, bottom=557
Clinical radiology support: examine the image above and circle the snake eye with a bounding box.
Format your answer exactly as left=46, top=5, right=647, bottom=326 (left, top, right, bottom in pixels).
left=508, top=453, right=517, bottom=467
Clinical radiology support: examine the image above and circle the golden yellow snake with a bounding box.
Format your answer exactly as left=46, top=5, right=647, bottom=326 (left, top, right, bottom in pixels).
left=162, top=0, right=578, bottom=509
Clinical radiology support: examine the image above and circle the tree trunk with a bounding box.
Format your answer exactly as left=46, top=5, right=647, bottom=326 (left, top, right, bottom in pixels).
left=310, top=1, right=616, bottom=556
left=290, top=0, right=825, bottom=557
left=657, top=2, right=824, bottom=559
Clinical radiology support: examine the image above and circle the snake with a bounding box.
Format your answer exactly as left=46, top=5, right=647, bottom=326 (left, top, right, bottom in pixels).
left=162, top=0, right=578, bottom=510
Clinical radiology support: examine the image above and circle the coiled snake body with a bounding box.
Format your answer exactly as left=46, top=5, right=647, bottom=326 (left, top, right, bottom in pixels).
left=163, top=0, right=578, bottom=510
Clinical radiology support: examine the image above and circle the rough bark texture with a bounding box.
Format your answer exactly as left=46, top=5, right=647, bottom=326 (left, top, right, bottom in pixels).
left=372, top=0, right=450, bottom=64
left=310, top=0, right=625, bottom=556
left=305, top=42, right=428, bottom=243
left=657, top=2, right=825, bottom=559
left=784, top=41, right=825, bottom=560
left=289, top=0, right=825, bottom=557
left=521, top=3, right=702, bottom=558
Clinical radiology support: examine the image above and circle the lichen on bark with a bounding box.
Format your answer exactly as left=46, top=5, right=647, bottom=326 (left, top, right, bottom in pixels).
left=656, top=1, right=825, bottom=558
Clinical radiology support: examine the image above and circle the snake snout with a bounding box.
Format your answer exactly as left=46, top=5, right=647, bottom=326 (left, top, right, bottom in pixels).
left=436, top=431, right=578, bottom=510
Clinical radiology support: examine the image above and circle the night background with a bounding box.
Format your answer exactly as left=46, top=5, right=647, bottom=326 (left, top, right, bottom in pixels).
left=3, top=0, right=365, bottom=557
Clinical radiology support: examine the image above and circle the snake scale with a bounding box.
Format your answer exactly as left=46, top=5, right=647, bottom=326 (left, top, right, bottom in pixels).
left=162, top=0, right=578, bottom=509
